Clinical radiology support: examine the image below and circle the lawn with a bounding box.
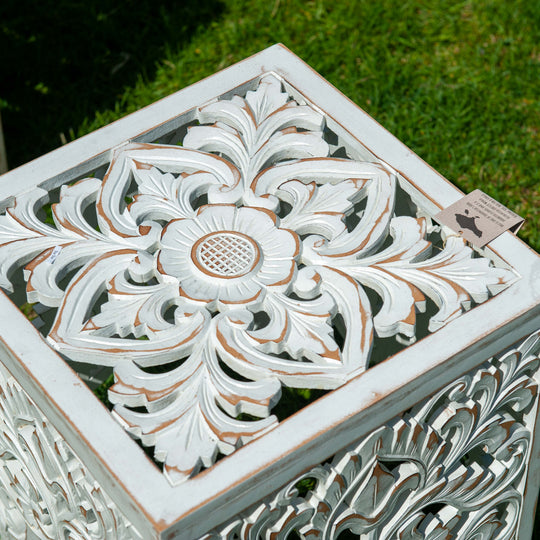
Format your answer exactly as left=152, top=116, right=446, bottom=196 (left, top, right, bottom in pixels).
left=2, top=0, right=538, bottom=250
left=1, top=0, right=540, bottom=534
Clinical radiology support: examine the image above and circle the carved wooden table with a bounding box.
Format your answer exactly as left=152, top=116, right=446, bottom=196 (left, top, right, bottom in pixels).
left=0, top=44, right=539, bottom=539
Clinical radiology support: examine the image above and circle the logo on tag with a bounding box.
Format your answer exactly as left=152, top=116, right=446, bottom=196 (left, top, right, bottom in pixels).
left=434, top=189, right=524, bottom=248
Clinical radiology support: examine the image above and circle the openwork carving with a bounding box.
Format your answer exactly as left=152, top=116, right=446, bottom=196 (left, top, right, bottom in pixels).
left=0, top=75, right=516, bottom=483
left=194, top=231, right=259, bottom=277
left=0, top=362, right=140, bottom=539
left=207, top=331, right=540, bottom=539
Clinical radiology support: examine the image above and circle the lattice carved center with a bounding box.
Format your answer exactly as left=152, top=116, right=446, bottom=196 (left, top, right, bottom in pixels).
left=193, top=232, right=259, bottom=278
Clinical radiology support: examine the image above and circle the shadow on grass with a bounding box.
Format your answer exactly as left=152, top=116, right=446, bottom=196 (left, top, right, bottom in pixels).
left=0, top=0, right=224, bottom=168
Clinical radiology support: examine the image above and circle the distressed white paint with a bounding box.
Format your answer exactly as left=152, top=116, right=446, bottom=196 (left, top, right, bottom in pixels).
left=206, top=331, right=540, bottom=539
left=0, top=45, right=537, bottom=539
left=0, top=75, right=516, bottom=484
left=0, top=360, right=141, bottom=539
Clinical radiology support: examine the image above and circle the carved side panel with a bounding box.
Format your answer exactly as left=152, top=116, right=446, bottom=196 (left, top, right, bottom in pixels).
left=205, top=331, right=540, bottom=540
left=0, top=361, right=141, bottom=540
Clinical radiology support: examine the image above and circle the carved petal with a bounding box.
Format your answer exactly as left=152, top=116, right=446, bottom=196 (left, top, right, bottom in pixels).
left=184, top=74, right=329, bottom=197
left=47, top=250, right=208, bottom=366
left=98, top=143, right=242, bottom=237
left=309, top=216, right=517, bottom=339
left=217, top=268, right=373, bottom=388
left=290, top=162, right=396, bottom=260
left=251, top=161, right=395, bottom=257
left=7, top=178, right=160, bottom=304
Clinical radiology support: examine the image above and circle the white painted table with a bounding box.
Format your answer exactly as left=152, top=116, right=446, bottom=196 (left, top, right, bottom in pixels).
left=0, top=45, right=538, bottom=539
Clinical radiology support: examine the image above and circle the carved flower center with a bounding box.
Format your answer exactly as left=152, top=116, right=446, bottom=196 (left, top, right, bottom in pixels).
left=192, top=231, right=260, bottom=278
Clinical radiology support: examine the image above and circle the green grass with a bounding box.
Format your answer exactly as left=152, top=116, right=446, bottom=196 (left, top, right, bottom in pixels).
left=77, top=0, right=539, bottom=251
left=93, top=373, right=115, bottom=408
left=3, top=0, right=537, bottom=248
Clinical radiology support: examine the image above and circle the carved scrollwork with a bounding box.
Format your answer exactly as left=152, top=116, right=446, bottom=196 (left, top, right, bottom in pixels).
left=0, top=75, right=517, bottom=482
left=207, top=331, right=540, bottom=539
left=0, top=362, right=140, bottom=539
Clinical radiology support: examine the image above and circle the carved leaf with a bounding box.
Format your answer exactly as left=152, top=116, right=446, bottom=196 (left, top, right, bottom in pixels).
left=393, top=234, right=516, bottom=331
left=47, top=250, right=208, bottom=367
left=110, top=313, right=281, bottom=483
left=129, top=167, right=221, bottom=223
left=184, top=75, right=328, bottom=196
left=83, top=272, right=183, bottom=337
left=276, top=179, right=367, bottom=241
left=97, top=143, right=242, bottom=235
left=309, top=216, right=517, bottom=341
left=252, top=290, right=340, bottom=363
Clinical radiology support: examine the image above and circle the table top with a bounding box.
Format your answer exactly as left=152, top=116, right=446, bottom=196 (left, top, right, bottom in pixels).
left=0, top=44, right=537, bottom=538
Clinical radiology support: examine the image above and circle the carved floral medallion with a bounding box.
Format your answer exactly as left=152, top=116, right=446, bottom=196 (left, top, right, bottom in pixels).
left=0, top=75, right=517, bottom=483
left=158, top=204, right=299, bottom=305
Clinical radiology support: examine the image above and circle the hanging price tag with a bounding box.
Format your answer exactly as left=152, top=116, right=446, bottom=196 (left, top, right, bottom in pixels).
left=434, top=189, right=524, bottom=248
